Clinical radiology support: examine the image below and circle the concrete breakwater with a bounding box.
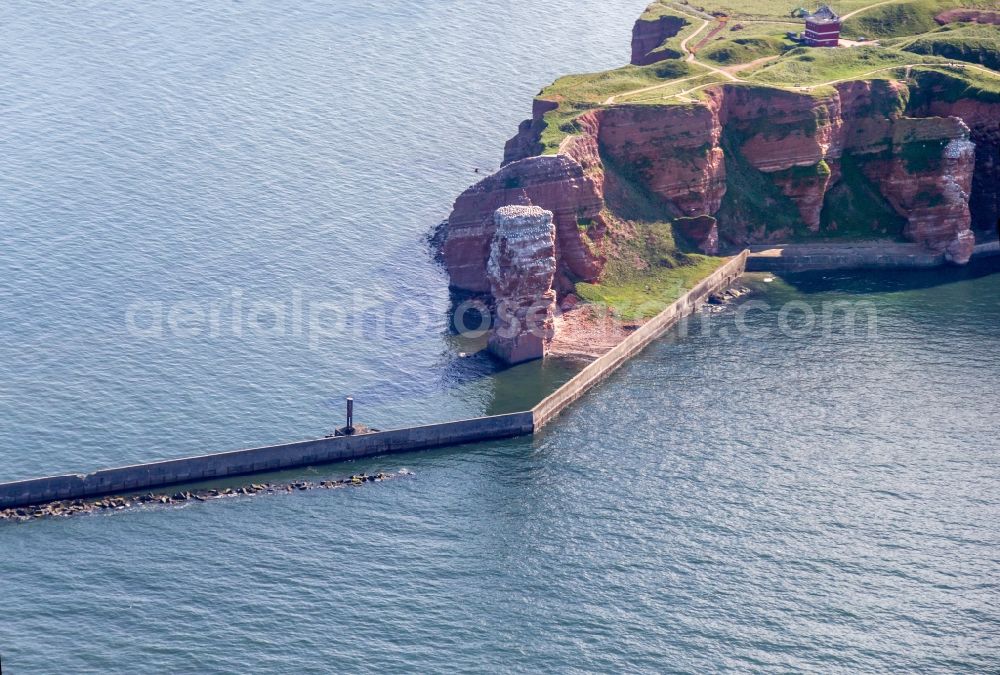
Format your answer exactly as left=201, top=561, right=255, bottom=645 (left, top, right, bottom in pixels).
left=0, top=413, right=534, bottom=510
left=533, top=251, right=748, bottom=429
left=0, top=252, right=748, bottom=512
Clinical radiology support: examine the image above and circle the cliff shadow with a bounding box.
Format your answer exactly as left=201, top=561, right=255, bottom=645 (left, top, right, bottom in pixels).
left=775, top=255, right=1000, bottom=295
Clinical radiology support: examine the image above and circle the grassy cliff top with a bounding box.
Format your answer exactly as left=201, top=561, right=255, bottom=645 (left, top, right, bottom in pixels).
left=745, top=44, right=952, bottom=85
left=909, top=63, right=1000, bottom=101
left=894, top=22, right=1000, bottom=69
left=536, top=60, right=701, bottom=152
left=643, top=0, right=994, bottom=22
left=521, top=0, right=997, bottom=314
left=529, top=0, right=999, bottom=151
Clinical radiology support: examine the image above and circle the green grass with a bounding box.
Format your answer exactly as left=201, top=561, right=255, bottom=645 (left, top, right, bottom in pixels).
left=526, top=0, right=1000, bottom=152
left=842, top=0, right=958, bottom=39
left=571, top=146, right=726, bottom=320
left=646, top=0, right=992, bottom=25
left=622, top=72, right=729, bottom=102
left=700, top=35, right=795, bottom=66
left=818, top=153, right=907, bottom=238
left=640, top=0, right=699, bottom=21
left=635, top=7, right=701, bottom=61
left=508, top=0, right=999, bottom=268
left=576, top=253, right=725, bottom=319
left=715, top=129, right=804, bottom=237
left=896, top=22, right=1000, bottom=70
left=664, top=0, right=884, bottom=21
left=907, top=64, right=1000, bottom=104
left=650, top=21, right=701, bottom=61
left=536, top=61, right=697, bottom=152
left=540, top=61, right=693, bottom=104
left=747, top=45, right=949, bottom=86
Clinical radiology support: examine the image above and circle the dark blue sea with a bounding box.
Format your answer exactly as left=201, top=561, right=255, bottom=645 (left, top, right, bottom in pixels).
left=1, top=1, right=998, bottom=671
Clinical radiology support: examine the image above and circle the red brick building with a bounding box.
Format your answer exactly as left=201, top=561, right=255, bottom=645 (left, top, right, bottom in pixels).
left=805, top=5, right=841, bottom=47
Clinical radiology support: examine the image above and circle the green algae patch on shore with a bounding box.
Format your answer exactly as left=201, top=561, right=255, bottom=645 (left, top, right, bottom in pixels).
left=575, top=254, right=726, bottom=320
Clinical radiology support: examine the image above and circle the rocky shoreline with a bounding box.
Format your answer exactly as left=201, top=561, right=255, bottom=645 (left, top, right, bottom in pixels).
left=0, top=469, right=413, bottom=524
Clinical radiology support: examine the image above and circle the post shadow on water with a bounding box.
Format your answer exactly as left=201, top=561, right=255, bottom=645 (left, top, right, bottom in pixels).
left=777, top=253, right=1000, bottom=295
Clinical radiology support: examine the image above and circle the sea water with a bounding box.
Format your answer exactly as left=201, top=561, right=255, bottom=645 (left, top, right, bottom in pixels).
left=1, top=1, right=998, bottom=671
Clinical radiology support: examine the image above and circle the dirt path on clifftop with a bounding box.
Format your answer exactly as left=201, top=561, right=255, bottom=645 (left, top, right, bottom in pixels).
left=792, top=61, right=1000, bottom=91
left=684, top=20, right=742, bottom=82
left=604, top=16, right=739, bottom=103
left=680, top=18, right=710, bottom=55
left=606, top=1, right=1000, bottom=105
left=604, top=73, right=706, bottom=104
left=727, top=55, right=781, bottom=74
left=611, top=60, right=1000, bottom=104
left=841, top=0, right=901, bottom=21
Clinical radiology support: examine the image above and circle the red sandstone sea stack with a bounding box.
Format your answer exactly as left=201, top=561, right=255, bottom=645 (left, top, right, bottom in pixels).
left=487, top=206, right=558, bottom=364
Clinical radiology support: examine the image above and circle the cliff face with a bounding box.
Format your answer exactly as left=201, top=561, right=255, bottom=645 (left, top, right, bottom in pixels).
left=440, top=73, right=995, bottom=297
left=443, top=154, right=605, bottom=294
left=906, top=72, right=1000, bottom=235
left=862, top=121, right=975, bottom=260
left=942, top=100, right=1000, bottom=235
left=631, top=13, right=689, bottom=65
left=709, top=80, right=977, bottom=258
left=487, top=206, right=558, bottom=364
left=503, top=99, right=559, bottom=167
left=577, top=104, right=728, bottom=217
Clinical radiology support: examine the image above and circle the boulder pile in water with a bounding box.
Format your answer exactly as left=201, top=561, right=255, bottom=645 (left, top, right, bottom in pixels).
left=0, top=470, right=411, bottom=524
left=708, top=284, right=751, bottom=305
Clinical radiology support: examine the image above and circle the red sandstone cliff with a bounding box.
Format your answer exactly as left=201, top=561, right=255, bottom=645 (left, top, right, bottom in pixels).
left=861, top=119, right=975, bottom=260
left=441, top=73, right=997, bottom=295
left=577, top=104, right=728, bottom=218
left=443, top=154, right=606, bottom=294
left=503, top=99, right=559, bottom=167
left=631, top=12, right=690, bottom=65
left=907, top=71, right=1000, bottom=235
left=487, top=206, right=558, bottom=364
